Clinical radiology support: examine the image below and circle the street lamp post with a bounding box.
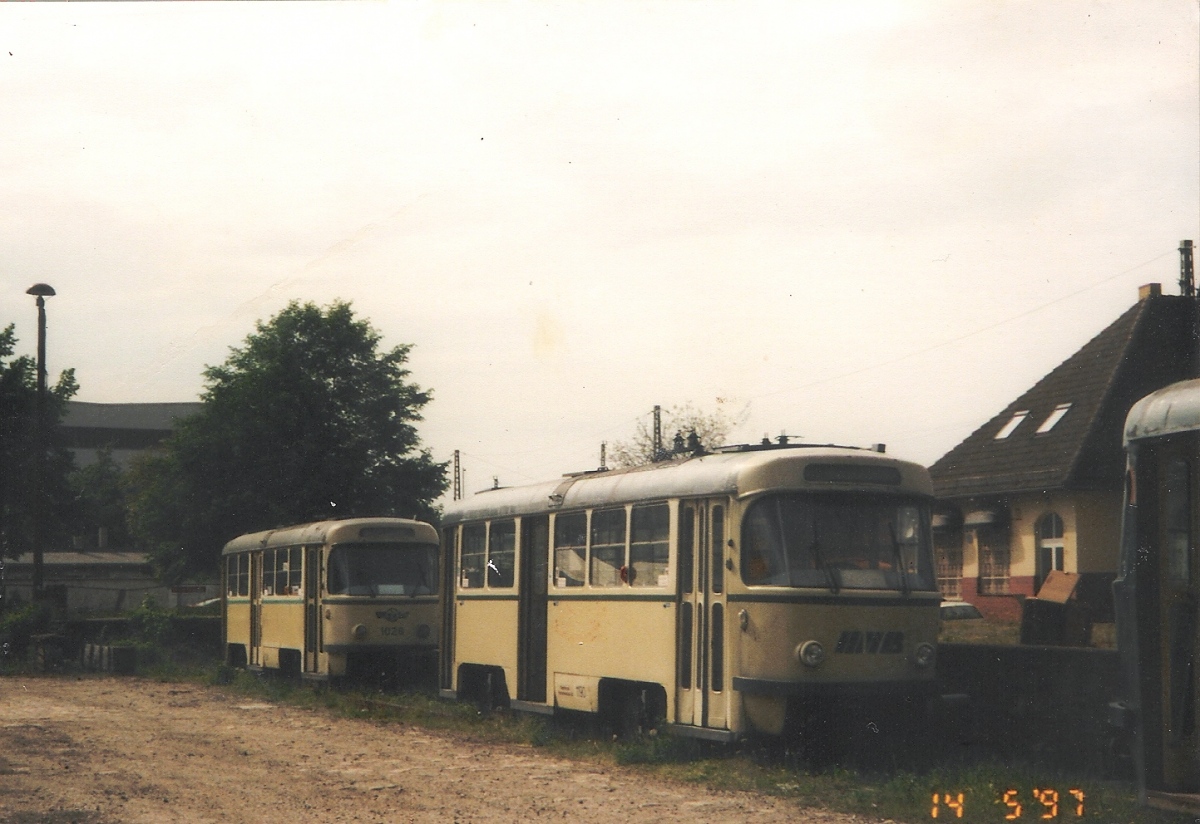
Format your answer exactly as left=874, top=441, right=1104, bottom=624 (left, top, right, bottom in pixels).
left=25, top=283, right=55, bottom=596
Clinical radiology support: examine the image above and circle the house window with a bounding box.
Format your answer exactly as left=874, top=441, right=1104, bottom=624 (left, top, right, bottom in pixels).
left=994, top=410, right=1029, bottom=440
left=977, top=526, right=1010, bottom=594
left=1035, top=513, right=1065, bottom=592
left=935, top=531, right=963, bottom=600
left=1036, top=403, right=1072, bottom=434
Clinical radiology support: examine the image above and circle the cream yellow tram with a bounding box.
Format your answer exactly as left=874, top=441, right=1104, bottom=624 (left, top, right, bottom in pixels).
left=438, top=443, right=941, bottom=742
left=223, top=517, right=440, bottom=682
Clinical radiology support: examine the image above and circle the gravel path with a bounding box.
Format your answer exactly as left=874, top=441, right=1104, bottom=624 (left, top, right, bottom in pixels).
left=0, top=675, right=876, bottom=823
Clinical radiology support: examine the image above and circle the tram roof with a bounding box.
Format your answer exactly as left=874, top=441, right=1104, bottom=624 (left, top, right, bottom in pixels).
left=1124, top=377, right=1200, bottom=445
left=443, top=445, right=933, bottom=525
left=222, top=517, right=438, bottom=555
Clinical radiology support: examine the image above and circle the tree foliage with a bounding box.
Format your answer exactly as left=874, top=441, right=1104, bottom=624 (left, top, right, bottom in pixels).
left=0, top=324, right=77, bottom=559
left=69, top=447, right=132, bottom=550
left=126, top=301, right=447, bottom=582
left=609, top=401, right=747, bottom=468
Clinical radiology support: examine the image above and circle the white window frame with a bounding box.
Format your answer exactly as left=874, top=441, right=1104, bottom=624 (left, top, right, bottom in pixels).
left=1036, top=403, right=1073, bottom=434
left=995, top=410, right=1029, bottom=440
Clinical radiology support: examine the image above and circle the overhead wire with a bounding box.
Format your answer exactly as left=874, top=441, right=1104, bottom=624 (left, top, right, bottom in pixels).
left=748, top=249, right=1177, bottom=403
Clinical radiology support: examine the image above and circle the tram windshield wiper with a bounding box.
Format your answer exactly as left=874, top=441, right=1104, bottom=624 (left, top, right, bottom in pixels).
left=889, top=523, right=910, bottom=596
left=810, top=528, right=839, bottom=594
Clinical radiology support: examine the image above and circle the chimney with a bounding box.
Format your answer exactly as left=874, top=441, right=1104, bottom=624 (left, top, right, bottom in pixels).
left=1138, top=283, right=1162, bottom=301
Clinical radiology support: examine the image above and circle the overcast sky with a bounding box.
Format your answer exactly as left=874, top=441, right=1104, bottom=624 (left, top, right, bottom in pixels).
left=2, top=1, right=1197, bottom=496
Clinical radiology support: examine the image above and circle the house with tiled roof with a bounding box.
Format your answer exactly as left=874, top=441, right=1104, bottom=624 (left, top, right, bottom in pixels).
left=929, top=282, right=1199, bottom=621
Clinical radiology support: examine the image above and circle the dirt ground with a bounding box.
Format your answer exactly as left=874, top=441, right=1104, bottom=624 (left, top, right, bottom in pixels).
left=0, top=675, right=878, bottom=824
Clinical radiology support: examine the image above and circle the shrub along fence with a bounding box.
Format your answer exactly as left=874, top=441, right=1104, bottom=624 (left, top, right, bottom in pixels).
left=937, top=642, right=1123, bottom=777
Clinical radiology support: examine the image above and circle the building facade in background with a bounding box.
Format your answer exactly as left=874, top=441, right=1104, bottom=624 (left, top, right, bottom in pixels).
left=2, top=401, right=208, bottom=614
left=61, top=401, right=201, bottom=468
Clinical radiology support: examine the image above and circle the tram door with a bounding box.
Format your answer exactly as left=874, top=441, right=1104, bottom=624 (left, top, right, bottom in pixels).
left=249, top=552, right=263, bottom=667
left=517, top=516, right=549, bottom=702
left=303, top=546, right=321, bottom=674
left=1159, top=441, right=1199, bottom=791
left=438, top=527, right=457, bottom=692
left=676, top=500, right=728, bottom=730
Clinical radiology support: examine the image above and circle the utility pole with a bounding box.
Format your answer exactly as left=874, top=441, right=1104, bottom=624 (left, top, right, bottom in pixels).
left=1180, top=239, right=1195, bottom=297
left=25, top=283, right=55, bottom=596
left=453, top=450, right=461, bottom=501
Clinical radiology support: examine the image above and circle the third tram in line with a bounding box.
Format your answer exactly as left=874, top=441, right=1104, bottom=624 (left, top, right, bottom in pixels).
left=438, top=440, right=941, bottom=741
left=223, top=517, right=440, bottom=683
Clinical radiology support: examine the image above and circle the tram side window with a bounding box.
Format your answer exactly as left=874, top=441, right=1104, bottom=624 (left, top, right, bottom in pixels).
left=554, top=513, right=587, bottom=587
left=1166, top=458, right=1191, bottom=584
left=488, top=520, right=516, bottom=588
left=711, top=505, right=725, bottom=594
left=590, top=508, right=626, bottom=587
left=630, top=503, right=670, bottom=587
left=262, top=549, right=274, bottom=596
left=286, top=547, right=302, bottom=594
left=460, top=524, right=486, bottom=589
left=226, top=555, right=251, bottom=597
left=263, top=547, right=302, bottom=596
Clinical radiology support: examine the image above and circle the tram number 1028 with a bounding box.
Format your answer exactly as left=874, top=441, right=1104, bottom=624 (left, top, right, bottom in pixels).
left=931, top=788, right=1085, bottom=819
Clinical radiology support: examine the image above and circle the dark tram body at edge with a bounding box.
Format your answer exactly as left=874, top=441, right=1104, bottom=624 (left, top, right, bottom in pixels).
left=1113, top=378, right=1200, bottom=811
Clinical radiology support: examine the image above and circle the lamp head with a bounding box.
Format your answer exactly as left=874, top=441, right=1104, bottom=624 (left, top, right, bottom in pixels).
left=26, top=283, right=56, bottom=297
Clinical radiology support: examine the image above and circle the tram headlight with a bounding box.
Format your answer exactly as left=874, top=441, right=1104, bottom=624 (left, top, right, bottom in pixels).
left=796, top=640, right=826, bottom=668
left=914, top=642, right=936, bottom=669
left=352, top=623, right=369, bottom=641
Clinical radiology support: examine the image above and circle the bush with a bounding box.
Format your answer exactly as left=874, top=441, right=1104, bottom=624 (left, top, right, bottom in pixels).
left=127, top=595, right=173, bottom=646
left=0, top=602, right=53, bottom=662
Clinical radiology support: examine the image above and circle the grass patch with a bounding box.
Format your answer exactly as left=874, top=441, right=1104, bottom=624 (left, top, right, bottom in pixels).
left=939, top=619, right=1021, bottom=645
left=939, top=619, right=1118, bottom=649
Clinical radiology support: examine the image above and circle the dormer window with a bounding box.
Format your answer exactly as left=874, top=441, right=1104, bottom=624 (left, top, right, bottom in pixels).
left=994, top=410, right=1029, bottom=440
left=1036, top=403, right=1073, bottom=434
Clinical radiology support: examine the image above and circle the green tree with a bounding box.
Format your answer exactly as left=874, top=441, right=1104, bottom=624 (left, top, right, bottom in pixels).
left=0, top=324, right=78, bottom=559
left=69, top=447, right=132, bottom=549
left=609, top=401, right=747, bottom=468
left=126, top=301, right=447, bottom=582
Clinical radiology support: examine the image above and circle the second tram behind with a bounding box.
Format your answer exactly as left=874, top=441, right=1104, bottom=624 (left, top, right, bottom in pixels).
left=439, top=442, right=941, bottom=742
left=223, top=517, right=440, bottom=682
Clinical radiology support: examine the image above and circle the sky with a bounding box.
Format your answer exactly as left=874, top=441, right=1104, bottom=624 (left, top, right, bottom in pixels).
left=2, top=1, right=1198, bottom=498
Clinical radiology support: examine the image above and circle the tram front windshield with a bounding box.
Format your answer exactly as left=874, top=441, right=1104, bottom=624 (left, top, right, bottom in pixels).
left=326, top=542, right=439, bottom=596
left=742, top=493, right=935, bottom=591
